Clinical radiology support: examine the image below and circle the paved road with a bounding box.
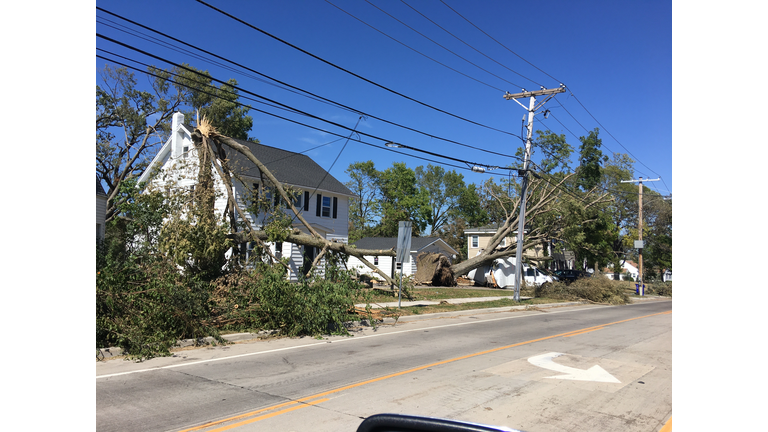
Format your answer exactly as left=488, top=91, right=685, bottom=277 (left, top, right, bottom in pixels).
left=96, top=299, right=671, bottom=432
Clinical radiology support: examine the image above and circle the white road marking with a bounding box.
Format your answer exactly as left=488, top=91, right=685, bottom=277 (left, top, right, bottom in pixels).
left=96, top=305, right=609, bottom=379
left=527, top=352, right=620, bottom=383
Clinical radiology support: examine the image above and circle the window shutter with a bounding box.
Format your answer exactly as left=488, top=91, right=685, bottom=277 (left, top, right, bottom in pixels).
left=332, top=197, right=338, bottom=219
left=304, top=191, right=310, bottom=211
left=316, top=194, right=322, bottom=217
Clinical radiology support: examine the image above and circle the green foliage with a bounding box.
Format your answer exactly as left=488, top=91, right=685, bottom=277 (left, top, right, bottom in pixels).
left=646, top=282, right=672, bottom=297
left=378, top=162, right=432, bottom=236
left=212, top=261, right=362, bottom=337
left=345, top=160, right=382, bottom=242
left=414, top=164, right=467, bottom=234
left=535, top=277, right=630, bottom=305
left=577, top=128, right=608, bottom=191
left=96, top=253, right=221, bottom=360
left=97, top=63, right=253, bottom=222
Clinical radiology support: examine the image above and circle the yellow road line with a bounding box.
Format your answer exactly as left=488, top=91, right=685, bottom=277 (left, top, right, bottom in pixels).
left=183, top=310, right=671, bottom=431
left=206, top=398, right=330, bottom=432
left=564, top=327, right=605, bottom=337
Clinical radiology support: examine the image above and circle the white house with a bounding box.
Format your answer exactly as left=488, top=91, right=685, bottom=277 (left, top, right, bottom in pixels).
left=137, top=112, right=355, bottom=281
left=347, top=237, right=458, bottom=280
left=96, top=178, right=107, bottom=241
left=604, top=260, right=639, bottom=281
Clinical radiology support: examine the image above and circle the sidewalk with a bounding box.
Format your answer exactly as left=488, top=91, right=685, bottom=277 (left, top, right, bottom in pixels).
left=354, top=295, right=532, bottom=309
left=97, top=295, right=667, bottom=359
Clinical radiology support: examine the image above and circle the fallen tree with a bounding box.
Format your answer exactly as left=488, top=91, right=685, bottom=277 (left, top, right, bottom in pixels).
left=450, top=174, right=610, bottom=278
left=189, top=118, right=398, bottom=285
left=186, top=118, right=609, bottom=286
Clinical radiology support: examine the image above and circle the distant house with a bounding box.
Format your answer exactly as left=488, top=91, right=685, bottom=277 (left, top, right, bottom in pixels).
left=136, top=112, right=355, bottom=281
left=464, top=224, right=551, bottom=259
left=97, top=178, right=107, bottom=241
left=347, top=237, right=458, bottom=279
left=604, top=260, right=639, bottom=281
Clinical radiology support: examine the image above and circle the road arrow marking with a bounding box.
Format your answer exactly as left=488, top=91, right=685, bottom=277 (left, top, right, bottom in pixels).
left=528, top=352, right=621, bottom=383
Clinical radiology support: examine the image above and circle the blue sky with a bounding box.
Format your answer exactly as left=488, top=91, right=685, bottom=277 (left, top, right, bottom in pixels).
left=96, top=0, right=672, bottom=196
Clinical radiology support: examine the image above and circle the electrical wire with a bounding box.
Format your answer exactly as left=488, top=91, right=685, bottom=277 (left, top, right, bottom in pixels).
left=97, top=52, right=503, bottom=176
left=438, top=0, right=562, bottom=85
left=97, top=7, right=525, bottom=159
left=193, top=0, right=520, bottom=137
left=331, top=0, right=522, bottom=90
left=436, top=0, right=670, bottom=193
left=400, top=0, right=543, bottom=89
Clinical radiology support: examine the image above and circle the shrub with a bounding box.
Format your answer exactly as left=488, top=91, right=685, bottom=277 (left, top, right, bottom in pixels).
left=535, top=277, right=630, bottom=305
left=646, top=282, right=672, bottom=297
left=96, top=255, right=222, bottom=360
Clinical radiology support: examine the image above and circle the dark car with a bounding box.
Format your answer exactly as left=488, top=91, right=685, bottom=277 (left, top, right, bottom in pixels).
left=553, top=269, right=592, bottom=284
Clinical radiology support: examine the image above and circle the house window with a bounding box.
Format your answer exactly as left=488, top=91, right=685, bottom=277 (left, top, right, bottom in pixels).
left=289, top=191, right=303, bottom=209
left=321, top=196, right=332, bottom=218
left=374, top=256, right=379, bottom=266
left=471, top=235, right=479, bottom=248
left=182, top=145, right=189, bottom=158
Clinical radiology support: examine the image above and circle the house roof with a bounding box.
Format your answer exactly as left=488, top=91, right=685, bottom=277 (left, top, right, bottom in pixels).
left=352, top=237, right=458, bottom=255
left=463, top=223, right=502, bottom=234
left=97, top=178, right=107, bottom=196
left=220, top=137, right=354, bottom=197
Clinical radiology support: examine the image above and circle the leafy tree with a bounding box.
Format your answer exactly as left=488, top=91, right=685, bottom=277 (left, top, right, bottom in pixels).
left=345, top=160, right=381, bottom=242
left=414, top=164, right=467, bottom=235
left=96, top=63, right=253, bottom=223
left=516, top=130, right=574, bottom=174
left=377, top=162, right=431, bottom=236
left=577, top=128, right=607, bottom=191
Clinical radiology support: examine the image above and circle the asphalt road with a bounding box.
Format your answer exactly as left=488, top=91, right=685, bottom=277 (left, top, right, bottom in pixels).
left=96, top=299, right=672, bottom=432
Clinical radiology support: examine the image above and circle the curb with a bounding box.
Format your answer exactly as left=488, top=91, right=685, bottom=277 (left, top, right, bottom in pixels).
left=97, top=296, right=668, bottom=359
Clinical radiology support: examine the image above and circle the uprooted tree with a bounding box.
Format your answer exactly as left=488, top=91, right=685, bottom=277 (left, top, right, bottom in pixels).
left=185, top=120, right=609, bottom=286
left=183, top=118, right=401, bottom=287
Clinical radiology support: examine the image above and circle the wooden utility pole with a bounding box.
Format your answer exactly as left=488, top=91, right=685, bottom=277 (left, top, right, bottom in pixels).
left=504, top=85, right=565, bottom=301
left=620, top=177, right=660, bottom=291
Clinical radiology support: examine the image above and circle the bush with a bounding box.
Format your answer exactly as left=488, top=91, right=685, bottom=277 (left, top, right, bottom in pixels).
left=97, top=244, right=369, bottom=360
left=646, top=282, right=672, bottom=297
left=96, top=255, right=222, bottom=360
left=535, top=277, right=630, bottom=305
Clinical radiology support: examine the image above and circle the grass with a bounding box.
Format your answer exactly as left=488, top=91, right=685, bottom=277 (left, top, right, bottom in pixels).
left=356, top=286, right=519, bottom=304
left=393, top=296, right=572, bottom=316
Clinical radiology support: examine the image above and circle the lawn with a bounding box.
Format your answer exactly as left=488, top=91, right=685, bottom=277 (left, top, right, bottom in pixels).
left=357, top=286, right=519, bottom=304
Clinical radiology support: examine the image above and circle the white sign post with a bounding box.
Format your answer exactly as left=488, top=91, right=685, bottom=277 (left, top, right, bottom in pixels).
left=396, top=222, right=412, bottom=307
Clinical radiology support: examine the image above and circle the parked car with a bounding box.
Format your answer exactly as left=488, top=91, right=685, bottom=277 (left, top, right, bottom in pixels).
left=467, top=259, right=554, bottom=288
left=553, top=269, right=592, bottom=284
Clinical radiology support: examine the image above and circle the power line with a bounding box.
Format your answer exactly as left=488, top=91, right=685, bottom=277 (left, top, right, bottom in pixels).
left=193, top=0, right=520, bottom=138
left=439, top=0, right=561, bottom=85
left=568, top=91, right=671, bottom=192
left=330, top=0, right=521, bottom=90
left=400, top=0, right=544, bottom=89
left=434, top=1, right=669, bottom=192
left=97, top=7, right=525, bottom=159
left=96, top=51, right=507, bottom=177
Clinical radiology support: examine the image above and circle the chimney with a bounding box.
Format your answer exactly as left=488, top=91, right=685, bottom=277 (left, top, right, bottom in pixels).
left=171, top=112, right=185, bottom=158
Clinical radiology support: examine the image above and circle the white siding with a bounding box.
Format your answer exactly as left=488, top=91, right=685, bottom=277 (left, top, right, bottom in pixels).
left=96, top=194, right=107, bottom=240
left=141, top=118, right=351, bottom=283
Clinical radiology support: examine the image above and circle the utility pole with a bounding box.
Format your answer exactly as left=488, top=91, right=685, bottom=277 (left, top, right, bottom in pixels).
left=504, top=85, right=565, bottom=301
left=620, top=177, right=660, bottom=292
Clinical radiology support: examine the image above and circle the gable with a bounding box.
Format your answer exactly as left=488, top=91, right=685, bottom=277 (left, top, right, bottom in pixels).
left=222, top=140, right=354, bottom=197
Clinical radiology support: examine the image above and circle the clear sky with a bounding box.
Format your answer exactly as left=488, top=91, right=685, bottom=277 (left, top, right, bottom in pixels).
left=95, top=0, right=672, bottom=196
